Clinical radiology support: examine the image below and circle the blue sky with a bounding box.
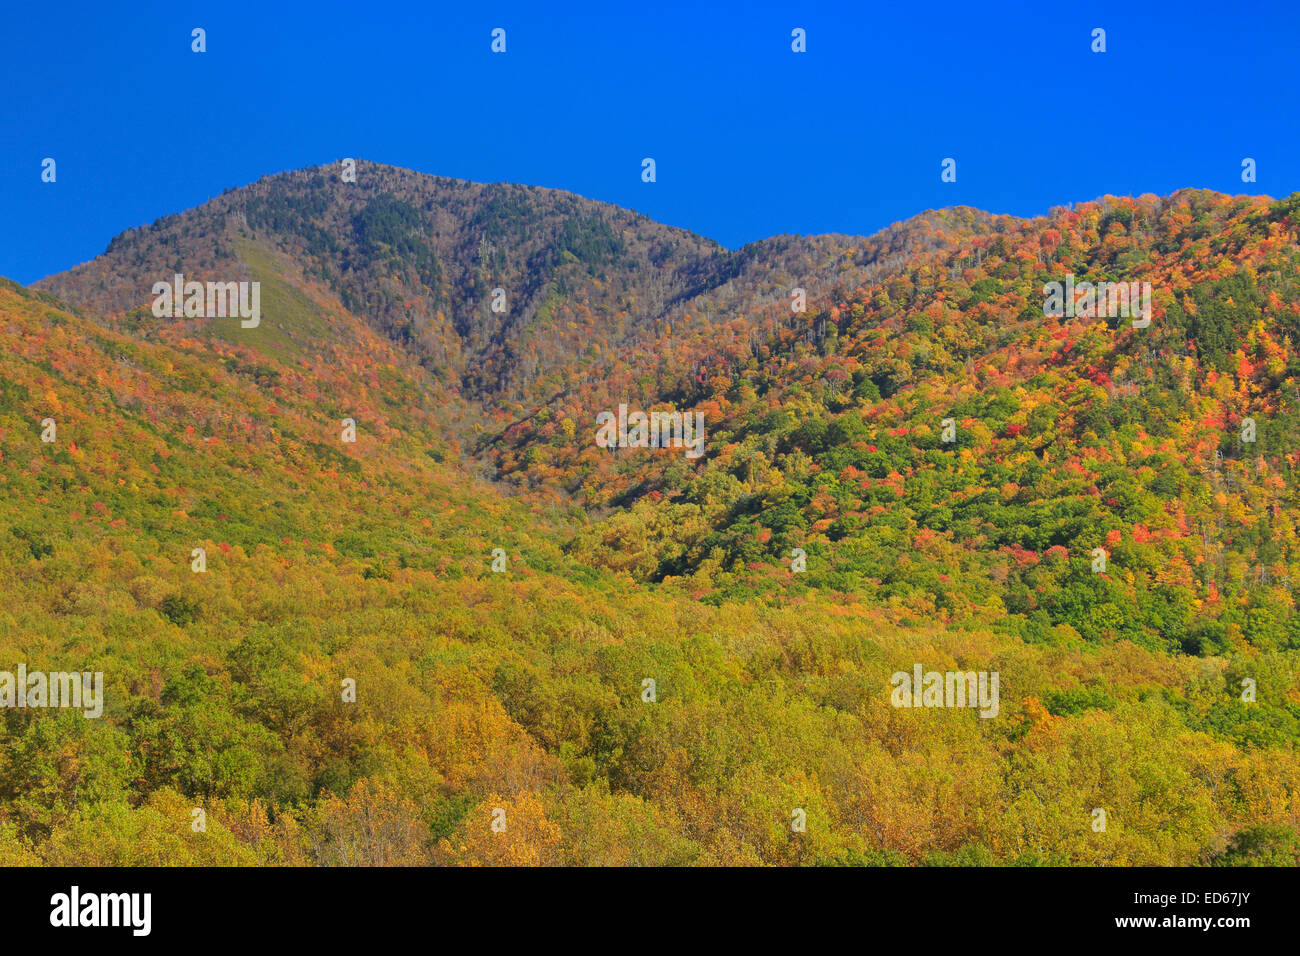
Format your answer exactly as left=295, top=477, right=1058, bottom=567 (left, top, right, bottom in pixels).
left=2, top=0, right=1298, bottom=284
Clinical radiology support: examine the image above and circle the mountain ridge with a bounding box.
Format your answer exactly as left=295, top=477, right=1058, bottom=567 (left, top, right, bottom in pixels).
left=31, top=161, right=1013, bottom=402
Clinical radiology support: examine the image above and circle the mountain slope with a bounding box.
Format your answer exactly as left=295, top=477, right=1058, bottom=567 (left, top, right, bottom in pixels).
left=491, top=190, right=1300, bottom=656
left=36, top=162, right=989, bottom=410
left=3, top=172, right=1299, bottom=867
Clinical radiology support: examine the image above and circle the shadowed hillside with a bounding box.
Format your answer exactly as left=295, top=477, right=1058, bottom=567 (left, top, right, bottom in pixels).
left=37, top=162, right=991, bottom=408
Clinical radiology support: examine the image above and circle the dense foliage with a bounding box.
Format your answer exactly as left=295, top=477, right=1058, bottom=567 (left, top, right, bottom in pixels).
left=5, top=170, right=1298, bottom=866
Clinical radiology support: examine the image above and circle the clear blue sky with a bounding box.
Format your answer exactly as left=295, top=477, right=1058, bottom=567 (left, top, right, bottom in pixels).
left=2, top=0, right=1298, bottom=284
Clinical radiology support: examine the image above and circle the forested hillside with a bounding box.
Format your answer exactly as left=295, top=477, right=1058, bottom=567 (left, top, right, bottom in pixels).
left=500, top=191, right=1300, bottom=654
left=2, top=165, right=1297, bottom=866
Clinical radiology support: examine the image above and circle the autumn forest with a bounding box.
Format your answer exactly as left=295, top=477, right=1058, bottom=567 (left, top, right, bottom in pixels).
left=1, top=161, right=1298, bottom=867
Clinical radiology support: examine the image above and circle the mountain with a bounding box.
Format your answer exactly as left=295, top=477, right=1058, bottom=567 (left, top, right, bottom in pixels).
left=36, top=161, right=991, bottom=409
left=497, top=188, right=1300, bottom=653
left=3, top=164, right=1299, bottom=867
